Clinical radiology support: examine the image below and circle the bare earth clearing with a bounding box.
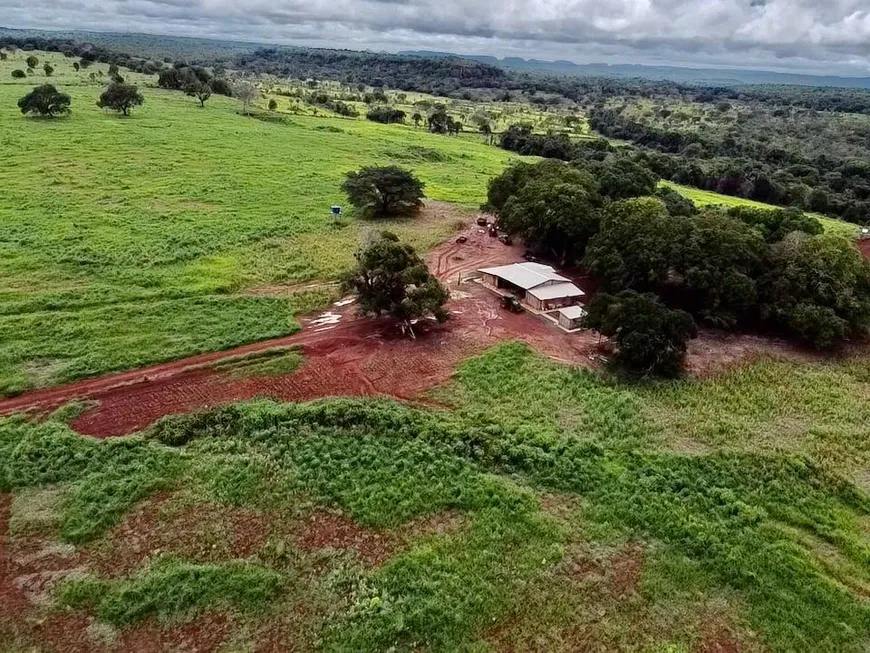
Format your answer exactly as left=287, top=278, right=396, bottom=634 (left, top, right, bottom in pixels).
left=0, top=212, right=843, bottom=437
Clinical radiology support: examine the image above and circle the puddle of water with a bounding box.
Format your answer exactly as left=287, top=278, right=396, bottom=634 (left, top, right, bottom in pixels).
left=310, top=312, right=343, bottom=329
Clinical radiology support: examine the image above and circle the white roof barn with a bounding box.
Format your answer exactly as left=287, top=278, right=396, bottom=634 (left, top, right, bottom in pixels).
left=478, top=262, right=585, bottom=311
left=478, top=262, right=569, bottom=290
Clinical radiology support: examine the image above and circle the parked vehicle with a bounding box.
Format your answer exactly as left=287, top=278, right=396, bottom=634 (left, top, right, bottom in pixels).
left=500, top=295, right=523, bottom=313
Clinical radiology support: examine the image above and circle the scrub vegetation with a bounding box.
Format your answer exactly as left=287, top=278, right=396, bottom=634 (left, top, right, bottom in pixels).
left=3, top=344, right=870, bottom=650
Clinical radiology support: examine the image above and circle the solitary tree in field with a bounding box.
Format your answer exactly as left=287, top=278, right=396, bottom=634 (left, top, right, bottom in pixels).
left=97, top=82, right=144, bottom=116
left=268, top=98, right=278, bottom=111
left=479, top=122, right=492, bottom=143
left=0, top=51, right=7, bottom=61
left=17, top=84, right=71, bottom=117
left=11, top=69, right=26, bottom=79
left=72, top=61, right=80, bottom=72
left=342, top=166, right=425, bottom=219
left=233, top=81, right=259, bottom=115
left=108, top=63, right=119, bottom=77
left=412, top=112, right=422, bottom=128
left=43, top=63, right=54, bottom=77
left=342, top=231, right=449, bottom=337
left=25, top=55, right=39, bottom=69
left=185, top=80, right=211, bottom=108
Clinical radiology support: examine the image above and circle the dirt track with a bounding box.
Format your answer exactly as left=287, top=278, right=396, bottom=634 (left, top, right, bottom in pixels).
left=0, top=218, right=844, bottom=438
left=0, top=222, right=601, bottom=437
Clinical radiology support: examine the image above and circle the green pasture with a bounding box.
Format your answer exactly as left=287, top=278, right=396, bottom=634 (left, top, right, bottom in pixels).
left=0, top=51, right=520, bottom=395
left=3, top=345, right=870, bottom=650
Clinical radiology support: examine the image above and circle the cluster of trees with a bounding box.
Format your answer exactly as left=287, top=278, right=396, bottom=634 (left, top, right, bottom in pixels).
left=342, top=166, right=425, bottom=219
left=366, top=106, right=405, bottom=124
left=0, top=36, right=164, bottom=76
left=157, top=65, right=235, bottom=107
left=589, top=106, right=870, bottom=223
left=499, top=124, right=611, bottom=160
left=426, top=107, right=462, bottom=135
left=233, top=48, right=508, bottom=97
left=487, top=158, right=870, bottom=373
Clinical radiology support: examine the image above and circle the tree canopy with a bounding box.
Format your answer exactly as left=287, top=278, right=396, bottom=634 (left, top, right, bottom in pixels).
left=342, top=166, right=425, bottom=219
left=585, top=290, right=697, bottom=377
left=97, top=82, right=144, bottom=116
left=17, top=84, right=71, bottom=117
left=341, top=231, right=449, bottom=335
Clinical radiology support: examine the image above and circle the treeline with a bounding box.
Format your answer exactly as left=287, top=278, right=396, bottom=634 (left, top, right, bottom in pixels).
left=233, top=48, right=508, bottom=96
left=588, top=107, right=870, bottom=223
left=486, top=158, right=870, bottom=373
left=695, top=85, right=870, bottom=115
left=0, top=36, right=163, bottom=75
left=499, top=124, right=611, bottom=159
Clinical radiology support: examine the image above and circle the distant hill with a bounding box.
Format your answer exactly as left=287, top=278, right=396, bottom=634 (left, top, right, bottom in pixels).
left=399, top=50, right=870, bottom=89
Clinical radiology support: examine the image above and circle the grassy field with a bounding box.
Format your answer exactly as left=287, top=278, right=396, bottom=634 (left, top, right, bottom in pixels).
left=0, top=51, right=521, bottom=396
left=3, top=344, right=870, bottom=650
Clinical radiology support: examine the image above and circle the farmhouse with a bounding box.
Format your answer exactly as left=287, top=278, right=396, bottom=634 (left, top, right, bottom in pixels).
left=478, top=262, right=585, bottom=311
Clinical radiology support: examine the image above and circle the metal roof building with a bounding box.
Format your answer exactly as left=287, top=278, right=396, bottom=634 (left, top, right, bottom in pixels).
left=478, top=262, right=585, bottom=312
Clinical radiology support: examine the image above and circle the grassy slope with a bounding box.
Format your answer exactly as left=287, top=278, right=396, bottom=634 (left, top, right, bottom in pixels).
left=0, top=52, right=520, bottom=395
left=3, top=346, right=870, bottom=650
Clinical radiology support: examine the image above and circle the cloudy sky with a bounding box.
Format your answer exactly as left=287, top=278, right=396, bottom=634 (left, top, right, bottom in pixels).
left=7, top=0, right=870, bottom=75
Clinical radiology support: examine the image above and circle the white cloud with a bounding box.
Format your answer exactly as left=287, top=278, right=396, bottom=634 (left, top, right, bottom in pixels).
left=6, top=0, right=870, bottom=74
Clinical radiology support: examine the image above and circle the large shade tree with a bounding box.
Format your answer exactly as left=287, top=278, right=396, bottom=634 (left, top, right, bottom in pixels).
left=342, top=166, right=425, bottom=219
left=342, top=231, right=449, bottom=336
left=97, top=82, right=144, bottom=116
left=17, top=84, right=71, bottom=117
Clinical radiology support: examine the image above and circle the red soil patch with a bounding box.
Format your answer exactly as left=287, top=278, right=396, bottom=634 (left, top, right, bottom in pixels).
left=695, top=622, right=743, bottom=653
left=88, top=492, right=274, bottom=578
left=0, top=219, right=848, bottom=437
left=858, top=238, right=870, bottom=260
left=117, top=613, right=232, bottom=653
left=608, top=542, right=645, bottom=598
left=294, top=510, right=395, bottom=567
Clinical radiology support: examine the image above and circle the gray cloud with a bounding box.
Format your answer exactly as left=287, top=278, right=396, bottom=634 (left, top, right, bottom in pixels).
left=7, top=0, right=870, bottom=74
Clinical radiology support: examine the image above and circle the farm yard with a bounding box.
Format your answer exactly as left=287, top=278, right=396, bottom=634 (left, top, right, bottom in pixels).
left=3, top=42, right=870, bottom=653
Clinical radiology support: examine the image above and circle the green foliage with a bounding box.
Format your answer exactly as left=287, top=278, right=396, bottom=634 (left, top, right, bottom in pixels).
left=267, top=98, right=277, bottom=111
left=11, top=68, right=25, bottom=79
left=365, top=106, right=405, bottom=124
left=42, top=62, right=53, bottom=77
left=655, top=185, right=697, bottom=216
left=59, top=557, right=281, bottom=625
left=585, top=290, right=697, bottom=377
left=727, top=206, right=823, bottom=243
left=342, top=165, right=425, bottom=219
left=499, top=162, right=603, bottom=264
left=25, top=54, right=38, bottom=69
left=17, top=84, right=71, bottom=117
left=341, top=232, right=448, bottom=329
left=185, top=79, right=211, bottom=107
left=97, top=81, right=144, bottom=116
left=761, top=233, right=870, bottom=348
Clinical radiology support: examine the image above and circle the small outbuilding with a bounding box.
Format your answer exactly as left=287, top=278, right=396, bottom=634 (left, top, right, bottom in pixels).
left=557, top=305, right=586, bottom=331
left=478, top=262, right=585, bottom=311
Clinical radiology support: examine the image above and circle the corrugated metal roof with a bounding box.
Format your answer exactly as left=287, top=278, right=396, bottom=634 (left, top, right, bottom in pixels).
left=558, top=305, right=587, bottom=320
left=478, top=262, right=568, bottom=290
left=528, top=282, right=585, bottom=301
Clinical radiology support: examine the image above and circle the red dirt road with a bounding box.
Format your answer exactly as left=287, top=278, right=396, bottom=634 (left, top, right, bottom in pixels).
left=0, top=224, right=599, bottom=437
left=0, top=220, right=843, bottom=438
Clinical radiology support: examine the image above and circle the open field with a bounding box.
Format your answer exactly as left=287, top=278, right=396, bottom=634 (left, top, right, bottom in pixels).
left=3, top=344, right=870, bottom=651
left=0, top=51, right=521, bottom=396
